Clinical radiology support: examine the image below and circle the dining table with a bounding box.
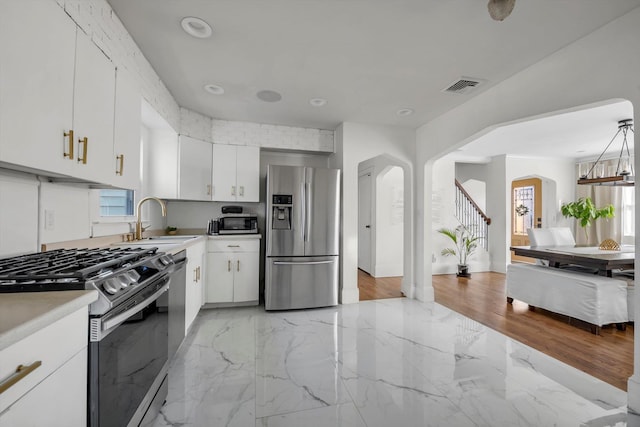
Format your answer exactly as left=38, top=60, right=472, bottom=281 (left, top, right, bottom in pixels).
left=510, top=245, right=635, bottom=277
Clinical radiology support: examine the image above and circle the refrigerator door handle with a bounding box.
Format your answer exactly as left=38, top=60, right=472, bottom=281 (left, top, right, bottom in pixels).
left=301, top=181, right=306, bottom=242
left=305, top=182, right=311, bottom=242
left=273, top=260, right=335, bottom=266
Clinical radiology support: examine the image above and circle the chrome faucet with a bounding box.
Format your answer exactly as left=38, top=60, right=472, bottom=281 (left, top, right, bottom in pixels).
left=135, top=197, right=167, bottom=240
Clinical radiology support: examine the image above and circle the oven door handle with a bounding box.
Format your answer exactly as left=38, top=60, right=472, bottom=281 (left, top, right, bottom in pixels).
left=102, top=280, right=169, bottom=331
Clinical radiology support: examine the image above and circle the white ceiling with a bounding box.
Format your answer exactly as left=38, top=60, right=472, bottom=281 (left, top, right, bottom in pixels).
left=448, top=100, right=635, bottom=163
left=107, top=0, right=640, bottom=131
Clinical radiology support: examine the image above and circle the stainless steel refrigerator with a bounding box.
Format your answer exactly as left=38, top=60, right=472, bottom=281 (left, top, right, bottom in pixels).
left=265, top=165, right=341, bottom=310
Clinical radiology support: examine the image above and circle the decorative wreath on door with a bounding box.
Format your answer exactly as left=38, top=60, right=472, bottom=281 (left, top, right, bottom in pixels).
left=515, top=204, right=529, bottom=217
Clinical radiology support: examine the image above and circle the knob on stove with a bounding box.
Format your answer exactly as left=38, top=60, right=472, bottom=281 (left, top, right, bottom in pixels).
left=103, top=278, right=121, bottom=295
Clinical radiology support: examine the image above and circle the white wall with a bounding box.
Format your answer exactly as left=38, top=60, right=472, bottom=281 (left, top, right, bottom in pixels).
left=39, top=182, right=90, bottom=245
left=460, top=180, right=486, bottom=213
left=0, top=171, right=38, bottom=256
left=414, top=7, right=640, bottom=409
left=375, top=166, right=404, bottom=277
left=331, top=123, right=415, bottom=303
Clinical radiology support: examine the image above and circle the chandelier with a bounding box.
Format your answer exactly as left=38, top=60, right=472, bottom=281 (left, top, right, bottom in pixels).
left=577, top=119, right=634, bottom=186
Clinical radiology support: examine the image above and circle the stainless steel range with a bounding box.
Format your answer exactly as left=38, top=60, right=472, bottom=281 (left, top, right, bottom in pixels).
left=0, top=247, right=185, bottom=427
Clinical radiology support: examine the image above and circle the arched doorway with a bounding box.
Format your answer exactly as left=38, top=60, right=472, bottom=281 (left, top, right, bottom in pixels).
left=357, top=156, right=408, bottom=301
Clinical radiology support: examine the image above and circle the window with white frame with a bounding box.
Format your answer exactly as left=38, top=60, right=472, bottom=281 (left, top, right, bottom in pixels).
left=99, top=189, right=134, bottom=216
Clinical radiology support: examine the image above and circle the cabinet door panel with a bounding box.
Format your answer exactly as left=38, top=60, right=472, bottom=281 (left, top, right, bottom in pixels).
left=0, top=1, right=75, bottom=176
left=236, top=146, right=260, bottom=202
left=146, top=129, right=178, bottom=199
left=0, top=349, right=87, bottom=427
left=113, top=67, right=141, bottom=190
left=205, top=253, right=234, bottom=303
left=73, top=30, right=115, bottom=184
left=233, top=252, right=259, bottom=302
left=179, top=136, right=213, bottom=201
left=185, top=242, right=205, bottom=332
left=212, top=144, right=237, bottom=201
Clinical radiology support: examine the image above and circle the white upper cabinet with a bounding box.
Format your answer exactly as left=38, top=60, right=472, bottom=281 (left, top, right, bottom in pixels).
left=72, top=30, right=116, bottom=184
left=145, top=128, right=179, bottom=199
left=211, top=144, right=237, bottom=201
left=0, top=2, right=118, bottom=186
left=112, top=66, right=141, bottom=190
left=212, top=145, right=259, bottom=202
left=236, top=146, right=260, bottom=202
left=178, top=136, right=213, bottom=201
left=0, top=1, right=76, bottom=176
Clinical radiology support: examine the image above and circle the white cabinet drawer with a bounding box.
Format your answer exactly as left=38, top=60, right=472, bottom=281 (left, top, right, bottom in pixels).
left=0, top=307, right=88, bottom=413
left=0, top=348, right=87, bottom=426
left=208, top=239, right=260, bottom=253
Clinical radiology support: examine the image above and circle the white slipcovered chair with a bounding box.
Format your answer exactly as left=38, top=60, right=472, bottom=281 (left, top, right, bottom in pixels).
left=526, top=228, right=555, bottom=247
left=527, top=227, right=597, bottom=273
left=527, top=227, right=576, bottom=246
left=549, top=227, right=576, bottom=246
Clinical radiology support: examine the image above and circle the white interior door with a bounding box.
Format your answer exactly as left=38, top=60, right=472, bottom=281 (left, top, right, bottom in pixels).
left=358, top=172, right=372, bottom=274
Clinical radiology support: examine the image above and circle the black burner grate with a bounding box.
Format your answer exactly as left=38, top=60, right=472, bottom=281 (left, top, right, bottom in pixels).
left=0, top=247, right=158, bottom=284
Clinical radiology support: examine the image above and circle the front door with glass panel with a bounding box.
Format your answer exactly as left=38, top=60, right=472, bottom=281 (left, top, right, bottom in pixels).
left=511, top=178, right=542, bottom=263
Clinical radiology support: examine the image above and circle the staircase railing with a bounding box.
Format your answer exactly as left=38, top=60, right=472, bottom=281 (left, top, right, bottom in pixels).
left=455, top=179, right=491, bottom=250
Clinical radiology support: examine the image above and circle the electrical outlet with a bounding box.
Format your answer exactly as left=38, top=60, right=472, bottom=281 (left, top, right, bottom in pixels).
left=45, top=210, right=55, bottom=231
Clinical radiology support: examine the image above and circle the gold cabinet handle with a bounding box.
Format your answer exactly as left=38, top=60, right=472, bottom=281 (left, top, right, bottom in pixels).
left=63, top=130, right=74, bottom=160
left=78, top=137, right=88, bottom=164
left=227, top=245, right=240, bottom=248
left=227, top=260, right=231, bottom=272
left=231, top=186, right=236, bottom=196
left=193, top=267, right=198, bottom=282
left=0, top=361, right=42, bottom=395
left=206, top=184, right=211, bottom=196
left=239, top=186, right=244, bottom=197
left=237, top=260, right=240, bottom=272
left=197, top=266, right=201, bottom=281
left=116, top=154, right=124, bottom=176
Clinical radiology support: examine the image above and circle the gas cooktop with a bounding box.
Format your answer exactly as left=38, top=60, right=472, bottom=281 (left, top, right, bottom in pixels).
left=0, top=247, right=175, bottom=315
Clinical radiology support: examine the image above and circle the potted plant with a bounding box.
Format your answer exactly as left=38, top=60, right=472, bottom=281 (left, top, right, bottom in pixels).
left=560, top=197, right=614, bottom=240
left=166, top=226, right=178, bottom=235
left=437, top=224, right=479, bottom=278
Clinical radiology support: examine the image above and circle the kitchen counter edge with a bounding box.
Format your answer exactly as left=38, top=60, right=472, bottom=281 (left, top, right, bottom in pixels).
left=208, top=234, right=262, bottom=240
left=0, top=290, right=99, bottom=351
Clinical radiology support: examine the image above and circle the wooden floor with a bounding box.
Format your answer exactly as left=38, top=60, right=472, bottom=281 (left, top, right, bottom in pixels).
left=433, top=272, right=633, bottom=391
left=358, top=269, right=405, bottom=301
left=357, top=270, right=633, bottom=390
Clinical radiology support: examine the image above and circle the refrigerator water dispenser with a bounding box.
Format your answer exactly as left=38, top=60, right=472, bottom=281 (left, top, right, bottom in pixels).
left=272, top=194, right=292, bottom=230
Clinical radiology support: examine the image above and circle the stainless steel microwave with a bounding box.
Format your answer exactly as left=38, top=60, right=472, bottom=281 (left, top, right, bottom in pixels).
left=218, top=215, right=259, bottom=234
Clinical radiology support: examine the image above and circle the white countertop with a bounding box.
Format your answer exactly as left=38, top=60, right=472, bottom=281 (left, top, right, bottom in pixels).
left=0, top=290, right=98, bottom=351
left=208, top=234, right=262, bottom=240
left=112, top=235, right=208, bottom=255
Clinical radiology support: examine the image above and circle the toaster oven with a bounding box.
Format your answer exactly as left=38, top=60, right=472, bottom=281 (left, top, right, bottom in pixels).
left=218, top=215, right=259, bottom=234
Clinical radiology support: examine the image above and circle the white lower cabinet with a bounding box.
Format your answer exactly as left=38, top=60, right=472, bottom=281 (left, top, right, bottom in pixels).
left=206, top=237, right=260, bottom=305
left=0, top=307, right=88, bottom=426
left=184, top=241, right=205, bottom=333
left=0, top=348, right=87, bottom=427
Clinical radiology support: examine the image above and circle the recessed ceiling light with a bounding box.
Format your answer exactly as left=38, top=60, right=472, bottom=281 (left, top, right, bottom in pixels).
left=256, top=90, right=282, bottom=103
left=181, top=17, right=212, bottom=39
left=203, top=84, right=225, bottom=95
left=309, top=98, right=327, bottom=107
left=396, top=108, right=414, bottom=117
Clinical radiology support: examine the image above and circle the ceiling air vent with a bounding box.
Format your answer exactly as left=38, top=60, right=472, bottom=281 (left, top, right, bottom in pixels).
left=443, top=77, right=485, bottom=94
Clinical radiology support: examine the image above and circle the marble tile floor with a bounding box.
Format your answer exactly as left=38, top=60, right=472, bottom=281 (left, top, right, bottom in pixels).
left=152, top=298, right=634, bottom=427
